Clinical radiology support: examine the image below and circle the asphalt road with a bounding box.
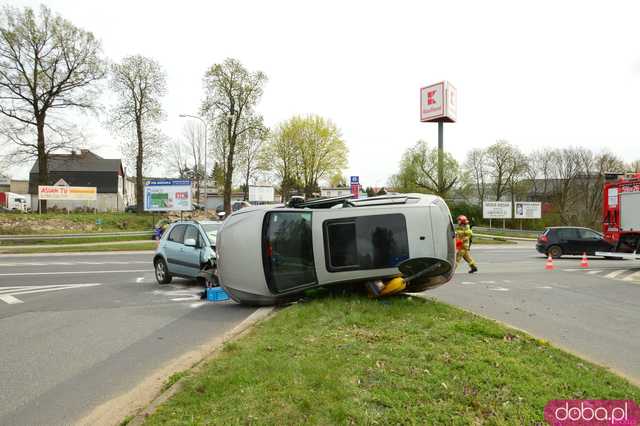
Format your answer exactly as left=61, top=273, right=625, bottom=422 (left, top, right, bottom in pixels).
left=0, top=251, right=256, bottom=426
left=430, top=243, right=640, bottom=385
left=1, top=245, right=639, bottom=425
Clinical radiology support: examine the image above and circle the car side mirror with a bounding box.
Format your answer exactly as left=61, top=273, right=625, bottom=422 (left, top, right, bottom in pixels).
left=184, top=238, right=197, bottom=247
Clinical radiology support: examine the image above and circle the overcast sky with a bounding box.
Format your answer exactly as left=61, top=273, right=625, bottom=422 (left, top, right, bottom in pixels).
left=7, top=1, right=640, bottom=186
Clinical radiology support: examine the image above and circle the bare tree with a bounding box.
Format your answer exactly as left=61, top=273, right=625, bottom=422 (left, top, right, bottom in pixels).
left=627, top=160, right=640, bottom=173
left=108, top=55, right=167, bottom=212
left=526, top=149, right=554, bottom=199
left=464, top=148, right=488, bottom=203
left=0, top=5, right=105, bottom=209
left=167, top=122, right=205, bottom=201
left=237, top=127, right=268, bottom=200
left=202, top=58, right=266, bottom=214
left=485, top=140, right=523, bottom=201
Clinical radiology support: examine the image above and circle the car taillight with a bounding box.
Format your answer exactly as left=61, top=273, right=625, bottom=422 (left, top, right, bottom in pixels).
left=266, top=243, right=273, bottom=258
left=538, top=235, right=548, bottom=243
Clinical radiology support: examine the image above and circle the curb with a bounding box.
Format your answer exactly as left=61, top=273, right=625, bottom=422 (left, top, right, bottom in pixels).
left=78, top=306, right=275, bottom=426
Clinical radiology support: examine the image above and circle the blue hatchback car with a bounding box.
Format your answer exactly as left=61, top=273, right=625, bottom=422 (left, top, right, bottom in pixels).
left=153, top=220, right=222, bottom=285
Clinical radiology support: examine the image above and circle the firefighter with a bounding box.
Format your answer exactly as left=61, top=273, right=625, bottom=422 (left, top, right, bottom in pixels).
left=456, top=215, right=478, bottom=273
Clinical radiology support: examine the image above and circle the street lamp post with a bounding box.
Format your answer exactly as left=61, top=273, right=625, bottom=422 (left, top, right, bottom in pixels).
left=179, top=114, right=208, bottom=216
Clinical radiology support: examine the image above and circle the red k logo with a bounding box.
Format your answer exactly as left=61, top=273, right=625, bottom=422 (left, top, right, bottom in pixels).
left=427, top=90, right=437, bottom=105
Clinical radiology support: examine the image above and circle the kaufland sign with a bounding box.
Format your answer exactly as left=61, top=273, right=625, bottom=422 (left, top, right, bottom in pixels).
left=420, top=81, right=457, bottom=122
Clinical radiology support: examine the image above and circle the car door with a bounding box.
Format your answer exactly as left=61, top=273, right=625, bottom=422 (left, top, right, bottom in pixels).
left=180, top=225, right=203, bottom=278
left=557, top=228, right=581, bottom=255
left=578, top=229, right=611, bottom=254
left=165, top=224, right=187, bottom=275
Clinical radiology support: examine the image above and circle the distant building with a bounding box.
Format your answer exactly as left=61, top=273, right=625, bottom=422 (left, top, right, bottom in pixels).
left=29, top=149, right=128, bottom=212
left=320, top=187, right=352, bottom=198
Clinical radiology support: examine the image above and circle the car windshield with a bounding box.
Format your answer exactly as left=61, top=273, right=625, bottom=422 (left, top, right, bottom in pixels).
left=202, top=223, right=221, bottom=244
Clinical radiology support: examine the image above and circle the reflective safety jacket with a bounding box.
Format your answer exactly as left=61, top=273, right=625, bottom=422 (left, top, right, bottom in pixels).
left=455, top=224, right=473, bottom=250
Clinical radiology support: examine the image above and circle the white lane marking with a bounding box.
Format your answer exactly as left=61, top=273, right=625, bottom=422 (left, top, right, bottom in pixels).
left=488, top=287, right=509, bottom=291
left=190, top=302, right=207, bottom=308
left=136, top=277, right=144, bottom=283
left=537, top=286, right=553, bottom=289
left=587, top=270, right=602, bottom=275
left=0, top=294, right=22, bottom=304
left=622, top=271, right=640, bottom=282
left=479, top=280, right=496, bottom=284
left=0, top=284, right=101, bottom=304
left=0, top=261, right=149, bottom=267
left=0, top=269, right=152, bottom=276
left=0, top=284, right=74, bottom=294
left=171, top=296, right=200, bottom=302
left=460, top=281, right=475, bottom=285
left=605, top=270, right=627, bottom=279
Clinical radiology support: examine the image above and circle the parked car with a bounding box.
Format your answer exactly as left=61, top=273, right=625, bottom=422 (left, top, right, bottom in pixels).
left=536, top=226, right=615, bottom=258
left=153, top=220, right=223, bottom=285
left=215, top=201, right=251, bottom=214
left=216, top=194, right=455, bottom=306
left=125, top=204, right=138, bottom=213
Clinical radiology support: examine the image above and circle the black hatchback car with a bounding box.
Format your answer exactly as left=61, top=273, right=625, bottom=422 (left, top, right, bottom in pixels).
left=536, top=227, right=614, bottom=258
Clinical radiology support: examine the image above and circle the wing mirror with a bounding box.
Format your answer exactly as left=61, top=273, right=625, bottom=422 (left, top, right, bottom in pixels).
left=184, top=238, right=197, bottom=247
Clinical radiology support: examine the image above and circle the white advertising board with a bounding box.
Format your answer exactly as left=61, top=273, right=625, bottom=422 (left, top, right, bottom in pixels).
left=420, top=81, right=457, bottom=122
left=248, top=185, right=274, bottom=202
left=144, top=179, right=192, bottom=212
left=483, top=201, right=512, bottom=219
left=514, top=202, right=542, bottom=219
left=38, top=185, right=97, bottom=201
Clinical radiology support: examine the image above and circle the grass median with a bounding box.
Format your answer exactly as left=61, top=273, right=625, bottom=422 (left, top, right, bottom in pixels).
left=145, top=295, right=639, bottom=425
left=0, top=234, right=152, bottom=246
left=0, top=241, right=157, bottom=254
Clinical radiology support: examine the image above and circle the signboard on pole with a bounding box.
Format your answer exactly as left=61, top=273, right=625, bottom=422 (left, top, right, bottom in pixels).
left=38, top=185, right=97, bottom=201
left=350, top=176, right=359, bottom=199
left=483, top=201, right=512, bottom=219
left=514, top=202, right=542, bottom=219
left=248, top=185, right=274, bottom=202
left=144, top=179, right=192, bottom=211
left=420, top=81, right=457, bottom=123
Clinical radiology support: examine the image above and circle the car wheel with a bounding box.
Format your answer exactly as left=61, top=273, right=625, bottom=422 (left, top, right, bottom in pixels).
left=155, top=258, right=172, bottom=284
left=548, top=245, right=563, bottom=259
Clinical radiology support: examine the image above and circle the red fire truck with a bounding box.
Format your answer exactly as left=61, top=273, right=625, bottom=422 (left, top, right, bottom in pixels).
left=597, top=172, right=640, bottom=259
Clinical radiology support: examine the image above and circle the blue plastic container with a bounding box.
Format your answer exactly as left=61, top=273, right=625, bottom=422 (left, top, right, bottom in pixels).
left=207, top=287, right=230, bottom=302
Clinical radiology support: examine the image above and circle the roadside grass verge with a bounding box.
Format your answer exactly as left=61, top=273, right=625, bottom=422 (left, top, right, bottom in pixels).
left=472, top=237, right=515, bottom=245
left=0, top=212, right=162, bottom=234
left=475, top=228, right=539, bottom=239
left=0, top=234, right=152, bottom=246
left=0, top=242, right=157, bottom=254
left=145, top=295, right=639, bottom=425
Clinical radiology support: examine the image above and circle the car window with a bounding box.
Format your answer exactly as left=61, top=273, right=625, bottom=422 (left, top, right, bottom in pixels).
left=557, top=228, right=580, bottom=240
left=263, top=211, right=316, bottom=293
left=578, top=229, right=600, bottom=240
left=202, top=223, right=221, bottom=243
left=168, top=224, right=186, bottom=243
left=184, top=225, right=199, bottom=244
left=325, top=214, right=410, bottom=271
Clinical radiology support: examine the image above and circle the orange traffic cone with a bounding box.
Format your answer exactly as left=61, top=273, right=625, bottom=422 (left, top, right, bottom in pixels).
left=545, top=255, right=554, bottom=270
left=580, top=252, right=589, bottom=268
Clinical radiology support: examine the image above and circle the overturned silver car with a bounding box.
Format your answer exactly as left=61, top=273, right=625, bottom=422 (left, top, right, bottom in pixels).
left=216, top=194, right=456, bottom=306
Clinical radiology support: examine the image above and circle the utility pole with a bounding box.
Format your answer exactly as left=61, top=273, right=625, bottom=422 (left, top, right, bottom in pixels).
left=438, top=121, right=444, bottom=195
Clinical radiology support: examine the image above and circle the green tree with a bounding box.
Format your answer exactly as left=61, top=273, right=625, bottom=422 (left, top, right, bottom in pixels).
left=265, top=115, right=348, bottom=199
left=108, top=55, right=167, bottom=212
left=202, top=58, right=266, bottom=214
left=0, top=5, right=105, bottom=210
left=391, top=140, right=460, bottom=197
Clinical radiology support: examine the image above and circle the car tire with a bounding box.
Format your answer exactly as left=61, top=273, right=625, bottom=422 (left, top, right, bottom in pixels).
left=155, top=258, right=172, bottom=284
left=548, top=245, right=563, bottom=259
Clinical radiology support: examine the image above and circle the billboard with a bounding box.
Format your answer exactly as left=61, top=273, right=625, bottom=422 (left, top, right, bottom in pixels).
left=420, top=81, right=457, bottom=123
left=144, top=179, right=192, bottom=211
left=514, top=202, right=542, bottom=219
left=249, top=185, right=274, bottom=202
left=483, top=201, right=512, bottom=219
left=38, top=185, right=97, bottom=201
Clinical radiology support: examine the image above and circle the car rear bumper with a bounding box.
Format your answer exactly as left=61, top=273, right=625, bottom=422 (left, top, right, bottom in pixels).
left=535, top=244, right=547, bottom=254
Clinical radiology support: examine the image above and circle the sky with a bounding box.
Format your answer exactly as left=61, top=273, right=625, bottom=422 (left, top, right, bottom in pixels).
left=6, top=0, right=640, bottom=187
